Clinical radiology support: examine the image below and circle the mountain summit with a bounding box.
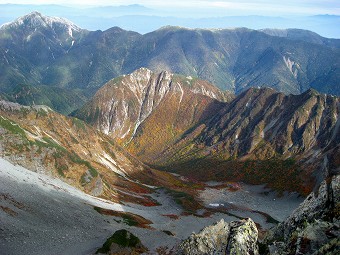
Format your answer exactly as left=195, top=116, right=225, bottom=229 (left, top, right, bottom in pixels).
left=1, top=12, right=340, bottom=105
left=72, top=68, right=232, bottom=142
left=1, top=11, right=82, bottom=36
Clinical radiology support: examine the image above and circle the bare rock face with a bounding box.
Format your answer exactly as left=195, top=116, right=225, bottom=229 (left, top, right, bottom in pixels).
left=73, top=68, right=231, bottom=141
left=227, top=218, right=259, bottom=255
left=282, top=175, right=339, bottom=239
left=178, top=218, right=259, bottom=255
left=178, top=219, right=230, bottom=255
left=266, top=174, right=340, bottom=255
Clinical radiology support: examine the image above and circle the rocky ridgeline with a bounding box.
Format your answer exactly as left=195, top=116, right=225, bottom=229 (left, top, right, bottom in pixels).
left=73, top=68, right=231, bottom=141
left=265, top=174, right=340, bottom=255
left=2, top=12, right=340, bottom=97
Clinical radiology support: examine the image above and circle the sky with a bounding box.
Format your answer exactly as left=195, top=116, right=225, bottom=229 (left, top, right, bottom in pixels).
left=1, top=0, right=340, bottom=16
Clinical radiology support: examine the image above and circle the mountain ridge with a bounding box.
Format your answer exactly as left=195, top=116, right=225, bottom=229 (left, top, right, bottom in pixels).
left=1, top=11, right=340, bottom=116
left=72, top=68, right=232, bottom=142
left=74, top=68, right=340, bottom=196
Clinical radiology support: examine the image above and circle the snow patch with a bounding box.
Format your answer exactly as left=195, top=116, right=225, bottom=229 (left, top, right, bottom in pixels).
left=177, top=82, right=184, bottom=105
left=283, top=56, right=298, bottom=78
left=209, top=203, right=222, bottom=207
left=0, top=157, right=126, bottom=212
left=97, top=152, right=127, bottom=177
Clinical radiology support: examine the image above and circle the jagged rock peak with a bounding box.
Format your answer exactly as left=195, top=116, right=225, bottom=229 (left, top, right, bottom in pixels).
left=266, top=174, right=340, bottom=254
left=73, top=68, right=231, bottom=140
left=0, top=11, right=82, bottom=34
left=178, top=218, right=259, bottom=255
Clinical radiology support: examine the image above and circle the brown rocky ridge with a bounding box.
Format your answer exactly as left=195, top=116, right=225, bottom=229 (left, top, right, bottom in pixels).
left=75, top=68, right=340, bottom=196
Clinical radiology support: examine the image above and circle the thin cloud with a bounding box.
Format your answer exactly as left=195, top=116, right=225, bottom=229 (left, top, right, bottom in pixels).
left=0, top=0, right=339, bottom=15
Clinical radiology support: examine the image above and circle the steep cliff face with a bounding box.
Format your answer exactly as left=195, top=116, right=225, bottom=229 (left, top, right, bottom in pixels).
left=265, top=174, right=340, bottom=255
left=73, top=68, right=232, bottom=157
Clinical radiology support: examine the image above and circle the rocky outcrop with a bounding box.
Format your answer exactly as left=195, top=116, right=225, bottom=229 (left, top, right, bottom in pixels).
left=96, top=229, right=147, bottom=255
left=178, top=218, right=258, bottom=255
left=227, top=219, right=259, bottom=255
left=178, top=219, right=230, bottom=255
left=265, top=174, right=340, bottom=255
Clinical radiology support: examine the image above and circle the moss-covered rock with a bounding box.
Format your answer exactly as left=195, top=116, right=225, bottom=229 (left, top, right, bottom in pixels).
left=96, top=229, right=147, bottom=255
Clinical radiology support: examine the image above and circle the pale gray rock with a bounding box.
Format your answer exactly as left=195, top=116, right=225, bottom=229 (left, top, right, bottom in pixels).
left=91, top=176, right=103, bottom=196
left=178, top=218, right=259, bottom=255
left=227, top=218, right=259, bottom=255
left=178, top=219, right=230, bottom=255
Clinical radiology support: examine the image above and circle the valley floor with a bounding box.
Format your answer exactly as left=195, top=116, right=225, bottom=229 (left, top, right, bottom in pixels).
left=0, top=158, right=303, bottom=254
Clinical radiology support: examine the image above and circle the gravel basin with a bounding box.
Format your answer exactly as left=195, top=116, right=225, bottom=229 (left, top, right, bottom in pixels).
left=199, top=182, right=304, bottom=228
left=0, top=158, right=304, bottom=254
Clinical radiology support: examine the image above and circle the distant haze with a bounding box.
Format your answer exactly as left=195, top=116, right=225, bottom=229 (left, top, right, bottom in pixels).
left=0, top=2, right=339, bottom=37
left=1, top=1, right=339, bottom=16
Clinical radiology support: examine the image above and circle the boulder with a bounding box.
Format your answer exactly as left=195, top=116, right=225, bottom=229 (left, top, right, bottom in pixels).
left=178, top=218, right=259, bottom=255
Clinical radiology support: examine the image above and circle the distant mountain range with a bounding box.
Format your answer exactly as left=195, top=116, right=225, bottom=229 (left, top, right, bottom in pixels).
left=1, top=12, right=339, bottom=114
left=1, top=4, right=339, bottom=38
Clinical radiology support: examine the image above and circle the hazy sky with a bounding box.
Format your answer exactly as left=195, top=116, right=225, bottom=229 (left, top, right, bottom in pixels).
left=1, top=0, right=340, bottom=15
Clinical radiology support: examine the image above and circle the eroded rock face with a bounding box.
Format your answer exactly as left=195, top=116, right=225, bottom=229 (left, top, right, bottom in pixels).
left=266, top=174, right=340, bottom=255
left=178, top=218, right=258, bottom=255
left=178, top=219, right=230, bottom=255
left=282, top=175, right=339, bottom=239
left=74, top=68, right=231, bottom=141
left=227, top=218, right=259, bottom=255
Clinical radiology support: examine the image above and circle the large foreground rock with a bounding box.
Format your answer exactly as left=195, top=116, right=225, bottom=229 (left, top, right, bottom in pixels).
left=178, top=218, right=258, bottom=255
